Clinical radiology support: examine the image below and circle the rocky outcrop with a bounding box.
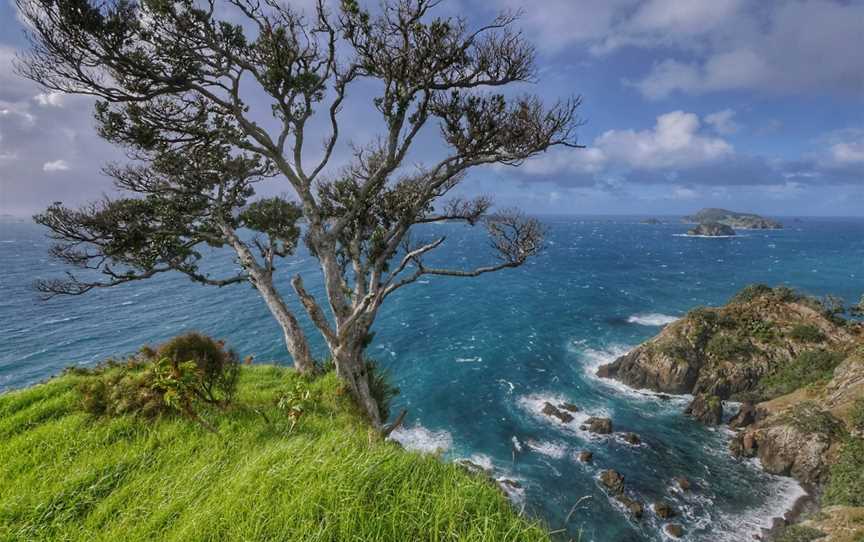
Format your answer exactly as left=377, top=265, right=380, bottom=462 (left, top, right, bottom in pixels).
left=683, top=208, right=783, bottom=229
left=653, top=501, right=677, bottom=519
left=581, top=417, right=613, bottom=434
left=685, top=394, right=723, bottom=425
left=623, top=432, right=641, bottom=445
left=596, top=286, right=860, bottom=404
left=729, top=401, right=758, bottom=428
left=665, top=524, right=685, bottom=538
left=687, top=222, right=735, bottom=236
left=599, top=469, right=625, bottom=494
left=541, top=402, right=574, bottom=423
left=578, top=451, right=593, bottom=463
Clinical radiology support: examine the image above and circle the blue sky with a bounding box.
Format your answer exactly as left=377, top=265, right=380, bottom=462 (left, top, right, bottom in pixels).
left=0, top=0, right=862, bottom=217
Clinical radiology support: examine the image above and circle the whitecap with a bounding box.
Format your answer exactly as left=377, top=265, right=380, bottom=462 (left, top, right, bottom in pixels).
left=455, top=356, right=482, bottom=363
left=43, top=316, right=81, bottom=325
left=580, top=345, right=693, bottom=405
left=121, top=301, right=134, bottom=306
left=388, top=424, right=453, bottom=454
left=516, top=393, right=610, bottom=438
left=525, top=439, right=568, bottom=459
left=627, top=313, right=679, bottom=326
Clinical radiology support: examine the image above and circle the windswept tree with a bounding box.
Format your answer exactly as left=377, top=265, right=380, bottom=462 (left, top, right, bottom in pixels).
left=17, top=0, right=583, bottom=428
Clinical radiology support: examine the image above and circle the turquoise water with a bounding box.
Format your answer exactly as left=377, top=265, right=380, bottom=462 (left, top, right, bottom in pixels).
left=1, top=216, right=862, bottom=541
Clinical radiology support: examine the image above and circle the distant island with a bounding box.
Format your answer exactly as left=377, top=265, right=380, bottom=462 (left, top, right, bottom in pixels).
left=640, top=218, right=663, bottom=225
left=687, top=222, right=736, bottom=237
left=683, top=208, right=783, bottom=229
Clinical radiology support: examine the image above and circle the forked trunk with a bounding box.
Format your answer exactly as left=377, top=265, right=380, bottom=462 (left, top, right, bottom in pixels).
left=334, top=337, right=382, bottom=428
left=256, top=277, right=317, bottom=375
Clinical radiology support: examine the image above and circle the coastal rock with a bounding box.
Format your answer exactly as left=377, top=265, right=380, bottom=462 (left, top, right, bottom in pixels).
left=729, top=401, right=758, bottom=428
left=582, top=417, right=613, bottom=434
left=623, top=432, right=641, bottom=445
left=653, top=501, right=677, bottom=519
left=599, top=469, right=625, bottom=495
left=616, top=495, right=644, bottom=518
left=641, top=218, right=662, bottom=225
left=685, top=394, right=723, bottom=425
left=541, top=402, right=574, bottom=424
left=665, top=524, right=685, bottom=538
left=674, top=477, right=691, bottom=491
left=687, top=222, right=736, bottom=237
left=559, top=402, right=580, bottom=413
left=578, top=451, right=593, bottom=463
left=455, top=459, right=492, bottom=475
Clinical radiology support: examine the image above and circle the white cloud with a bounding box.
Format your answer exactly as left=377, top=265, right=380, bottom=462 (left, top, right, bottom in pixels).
left=43, top=159, right=70, bottom=172
left=34, top=92, right=64, bottom=107
left=831, top=142, right=864, bottom=164
left=594, top=111, right=733, bottom=169
left=704, top=109, right=739, bottom=135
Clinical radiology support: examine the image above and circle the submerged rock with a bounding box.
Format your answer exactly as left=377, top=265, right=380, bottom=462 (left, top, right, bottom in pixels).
left=616, top=495, right=644, bottom=519
left=581, top=417, right=613, bottom=434
left=578, top=451, right=593, bottom=463
left=653, top=501, right=677, bottom=519
left=685, top=394, right=724, bottom=425
left=541, top=402, right=574, bottom=424
left=623, top=432, right=641, bottom=445
left=599, top=469, right=625, bottom=495
left=455, top=459, right=492, bottom=475
left=665, top=524, right=685, bottom=538
left=673, top=477, right=692, bottom=491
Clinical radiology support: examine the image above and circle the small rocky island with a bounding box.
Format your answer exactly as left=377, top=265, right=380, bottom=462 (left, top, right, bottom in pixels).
left=641, top=218, right=663, bottom=225
left=597, top=285, right=864, bottom=540
left=686, top=222, right=735, bottom=237
left=683, top=208, right=783, bottom=229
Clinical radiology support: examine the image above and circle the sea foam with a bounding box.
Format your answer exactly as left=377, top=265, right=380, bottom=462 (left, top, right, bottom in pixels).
left=388, top=424, right=453, bottom=454
left=627, top=313, right=679, bottom=326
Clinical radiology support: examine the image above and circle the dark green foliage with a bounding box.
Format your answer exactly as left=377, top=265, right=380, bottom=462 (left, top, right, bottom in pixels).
left=731, top=284, right=776, bottom=304
left=824, top=437, right=864, bottom=506
left=788, top=324, right=826, bottom=343
left=773, top=525, right=826, bottom=542
left=156, top=332, right=239, bottom=404
left=366, top=360, right=400, bottom=421
left=78, top=363, right=167, bottom=419
left=849, top=398, right=864, bottom=433
left=760, top=350, right=845, bottom=398
left=747, top=319, right=776, bottom=342
left=706, top=333, right=756, bottom=361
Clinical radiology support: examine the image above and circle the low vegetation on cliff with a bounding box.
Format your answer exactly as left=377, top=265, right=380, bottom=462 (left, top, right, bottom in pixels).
left=0, top=345, right=547, bottom=542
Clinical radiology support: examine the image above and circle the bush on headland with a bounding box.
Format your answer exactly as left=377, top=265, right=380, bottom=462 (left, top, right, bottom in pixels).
left=0, top=335, right=547, bottom=542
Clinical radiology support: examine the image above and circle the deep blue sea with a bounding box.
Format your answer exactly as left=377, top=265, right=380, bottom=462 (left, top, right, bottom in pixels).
left=2, top=216, right=863, bottom=541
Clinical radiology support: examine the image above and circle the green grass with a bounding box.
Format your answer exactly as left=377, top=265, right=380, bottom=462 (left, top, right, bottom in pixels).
left=759, top=350, right=846, bottom=399
left=772, top=524, right=826, bottom=542
left=0, top=366, right=548, bottom=542
left=824, top=437, right=864, bottom=507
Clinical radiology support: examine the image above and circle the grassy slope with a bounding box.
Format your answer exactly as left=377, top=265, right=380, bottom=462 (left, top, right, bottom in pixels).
left=0, top=366, right=548, bottom=542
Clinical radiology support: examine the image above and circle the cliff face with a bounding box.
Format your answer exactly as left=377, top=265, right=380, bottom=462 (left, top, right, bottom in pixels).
left=597, top=286, right=860, bottom=401
left=687, top=222, right=736, bottom=236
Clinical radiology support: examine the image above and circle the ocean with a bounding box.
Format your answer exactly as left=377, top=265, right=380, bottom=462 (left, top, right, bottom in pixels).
left=1, top=215, right=862, bottom=541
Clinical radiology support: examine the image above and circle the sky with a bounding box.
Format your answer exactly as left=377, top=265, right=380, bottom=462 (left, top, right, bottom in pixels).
left=0, top=0, right=862, bottom=217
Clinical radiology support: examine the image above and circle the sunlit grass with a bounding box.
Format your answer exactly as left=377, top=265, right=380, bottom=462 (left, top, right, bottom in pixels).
left=0, top=366, right=548, bottom=542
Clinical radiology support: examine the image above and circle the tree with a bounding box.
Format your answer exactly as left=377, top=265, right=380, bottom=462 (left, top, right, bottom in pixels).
left=17, top=0, right=583, bottom=429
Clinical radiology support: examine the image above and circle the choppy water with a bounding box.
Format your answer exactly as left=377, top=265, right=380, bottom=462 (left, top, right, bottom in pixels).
left=2, top=216, right=862, bottom=541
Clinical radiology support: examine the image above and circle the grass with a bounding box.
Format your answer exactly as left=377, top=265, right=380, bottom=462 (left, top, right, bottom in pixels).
left=773, top=524, right=827, bottom=542
left=0, top=366, right=548, bottom=542
left=759, top=350, right=846, bottom=399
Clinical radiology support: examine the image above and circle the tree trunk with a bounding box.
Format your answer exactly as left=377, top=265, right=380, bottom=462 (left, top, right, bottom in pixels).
left=333, top=336, right=382, bottom=429
left=256, top=275, right=317, bottom=375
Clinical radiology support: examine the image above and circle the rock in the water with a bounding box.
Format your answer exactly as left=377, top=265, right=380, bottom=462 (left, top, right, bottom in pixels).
left=578, top=451, right=593, bottom=463
left=653, top=501, right=677, bottom=519
left=582, top=417, right=613, bottom=434
left=687, top=222, right=736, bottom=236
left=685, top=393, right=723, bottom=425
left=616, top=495, right=644, bottom=518
left=455, top=459, right=491, bottom=475
left=498, top=478, right=522, bottom=489
left=729, top=401, right=757, bottom=429
left=541, top=402, right=574, bottom=423
left=559, top=402, right=580, bottom=413
left=599, top=469, right=625, bottom=495
left=623, top=432, right=641, bottom=445
left=674, top=477, right=691, bottom=491
left=665, top=524, right=685, bottom=538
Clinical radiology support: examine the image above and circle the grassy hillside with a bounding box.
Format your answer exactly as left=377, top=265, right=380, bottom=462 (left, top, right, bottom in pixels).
left=0, top=365, right=547, bottom=542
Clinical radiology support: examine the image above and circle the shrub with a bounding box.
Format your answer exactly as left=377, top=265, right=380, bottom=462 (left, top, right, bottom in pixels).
left=759, top=350, right=845, bottom=398
left=824, top=437, right=864, bottom=507
left=773, top=525, right=826, bottom=542
left=731, top=284, right=775, bottom=304
left=277, top=381, right=315, bottom=432
left=850, top=398, right=864, bottom=433
left=788, top=324, right=826, bottom=343
left=784, top=402, right=846, bottom=438
left=156, top=332, right=240, bottom=405
left=366, top=360, right=400, bottom=421
left=706, top=333, right=755, bottom=361
left=78, top=363, right=167, bottom=419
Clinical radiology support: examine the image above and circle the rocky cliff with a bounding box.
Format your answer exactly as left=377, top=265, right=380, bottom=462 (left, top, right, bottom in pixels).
left=687, top=222, right=736, bottom=236
left=597, top=285, right=864, bottom=540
